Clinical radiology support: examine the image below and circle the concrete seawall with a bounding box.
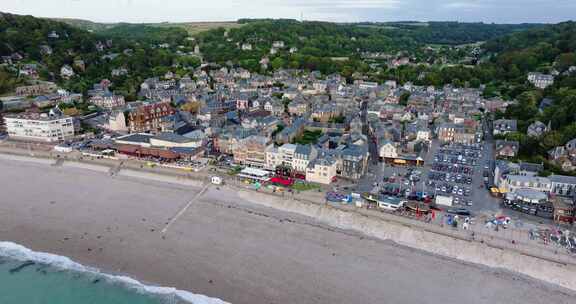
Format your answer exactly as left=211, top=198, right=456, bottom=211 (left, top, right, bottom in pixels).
left=236, top=190, right=576, bottom=291
left=118, top=169, right=205, bottom=187
left=62, top=161, right=111, bottom=173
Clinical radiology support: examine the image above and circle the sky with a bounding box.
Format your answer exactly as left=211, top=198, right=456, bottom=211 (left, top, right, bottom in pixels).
left=1, top=0, right=575, bottom=24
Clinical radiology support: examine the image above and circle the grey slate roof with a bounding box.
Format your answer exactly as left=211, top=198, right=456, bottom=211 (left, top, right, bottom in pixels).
left=153, top=132, right=194, bottom=143
left=117, top=133, right=154, bottom=144
left=549, top=175, right=576, bottom=185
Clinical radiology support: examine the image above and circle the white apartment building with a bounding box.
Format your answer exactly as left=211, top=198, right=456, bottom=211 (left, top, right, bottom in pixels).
left=293, top=144, right=318, bottom=173
left=306, top=156, right=338, bottom=185
left=4, top=109, right=74, bottom=143
left=527, top=72, right=554, bottom=89
left=265, top=143, right=318, bottom=174
left=266, top=143, right=297, bottom=170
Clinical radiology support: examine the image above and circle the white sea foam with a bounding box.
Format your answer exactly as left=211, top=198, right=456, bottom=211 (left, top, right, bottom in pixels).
left=0, top=241, right=230, bottom=304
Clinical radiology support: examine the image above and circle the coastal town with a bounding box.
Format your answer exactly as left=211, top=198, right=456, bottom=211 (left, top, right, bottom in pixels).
left=1, top=46, right=575, bottom=246
left=1, top=6, right=576, bottom=304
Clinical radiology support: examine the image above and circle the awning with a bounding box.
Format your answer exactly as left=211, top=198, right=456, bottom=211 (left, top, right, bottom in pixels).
left=270, top=177, right=294, bottom=186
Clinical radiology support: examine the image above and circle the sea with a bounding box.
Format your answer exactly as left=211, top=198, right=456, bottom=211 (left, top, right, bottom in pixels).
left=0, top=242, right=228, bottom=304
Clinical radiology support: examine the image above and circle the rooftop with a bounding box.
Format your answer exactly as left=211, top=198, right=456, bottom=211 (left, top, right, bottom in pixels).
left=116, top=133, right=154, bottom=144
left=549, top=174, right=576, bottom=185
left=153, top=132, right=195, bottom=144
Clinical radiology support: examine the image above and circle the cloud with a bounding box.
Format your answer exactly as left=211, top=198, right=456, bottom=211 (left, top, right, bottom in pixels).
left=1, top=0, right=575, bottom=23
left=442, top=1, right=484, bottom=10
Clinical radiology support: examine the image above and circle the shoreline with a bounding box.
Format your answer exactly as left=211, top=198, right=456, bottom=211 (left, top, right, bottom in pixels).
left=0, top=241, right=228, bottom=304
left=1, top=153, right=576, bottom=303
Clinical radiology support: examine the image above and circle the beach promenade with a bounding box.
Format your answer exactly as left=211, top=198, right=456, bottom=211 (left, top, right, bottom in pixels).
left=0, top=155, right=575, bottom=304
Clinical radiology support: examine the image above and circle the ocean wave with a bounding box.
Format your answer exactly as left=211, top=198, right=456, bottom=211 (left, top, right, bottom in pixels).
left=0, top=241, right=230, bottom=304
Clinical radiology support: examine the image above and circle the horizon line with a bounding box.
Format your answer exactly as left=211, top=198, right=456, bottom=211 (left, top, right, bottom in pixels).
left=1, top=11, right=572, bottom=26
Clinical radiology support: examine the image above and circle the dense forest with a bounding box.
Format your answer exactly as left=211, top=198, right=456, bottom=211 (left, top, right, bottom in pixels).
left=197, top=19, right=543, bottom=76
left=374, top=22, right=576, bottom=96
left=98, top=24, right=189, bottom=45
left=358, top=21, right=543, bottom=45
left=479, top=22, right=576, bottom=173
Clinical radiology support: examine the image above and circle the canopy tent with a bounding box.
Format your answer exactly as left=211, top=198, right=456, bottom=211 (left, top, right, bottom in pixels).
left=270, top=176, right=294, bottom=186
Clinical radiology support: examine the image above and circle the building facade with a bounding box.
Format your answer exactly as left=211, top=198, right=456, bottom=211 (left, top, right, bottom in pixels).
left=233, top=135, right=269, bottom=168
left=4, top=109, right=74, bottom=143
left=501, top=175, right=552, bottom=194
left=306, top=156, right=338, bottom=185
left=128, top=102, right=175, bottom=133
left=89, top=93, right=126, bottom=109
left=549, top=175, right=576, bottom=197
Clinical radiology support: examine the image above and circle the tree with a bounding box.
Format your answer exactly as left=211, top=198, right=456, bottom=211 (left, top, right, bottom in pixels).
left=483, top=84, right=499, bottom=98
left=399, top=92, right=411, bottom=106
left=181, top=101, right=201, bottom=114
left=271, top=57, right=285, bottom=70
left=556, top=53, right=576, bottom=71
left=541, top=130, right=563, bottom=150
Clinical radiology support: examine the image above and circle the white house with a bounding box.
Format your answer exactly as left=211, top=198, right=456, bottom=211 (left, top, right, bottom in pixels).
left=60, top=65, right=75, bottom=79
left=417, top=128, right=430, bottom=142
left=272, top=41, right=285, bottom=48
left=527, top=121, right=550, bottom=137
left=528, top=72, right=554, bottom=89
left=379, top=140, right=398, bottom=159
left=106, top=111, right=128, bottom=132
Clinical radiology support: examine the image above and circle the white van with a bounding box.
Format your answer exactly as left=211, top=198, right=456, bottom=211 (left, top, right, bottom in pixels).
left=211, top=176, right=223, bottom=185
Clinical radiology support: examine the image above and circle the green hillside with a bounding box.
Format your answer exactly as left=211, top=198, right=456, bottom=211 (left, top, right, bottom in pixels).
left=54, top=17, right=242, bottom=36
left=0, top=12, right=198, bottom=99
left=197, top=19, right=544, bottom=75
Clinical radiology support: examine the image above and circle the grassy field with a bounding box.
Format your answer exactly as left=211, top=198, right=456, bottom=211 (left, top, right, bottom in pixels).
left=294, top=130, right=323, bottom=145
left=154, top=22, right=243, bottom=35
left=53, top=18, right=243, bottom=36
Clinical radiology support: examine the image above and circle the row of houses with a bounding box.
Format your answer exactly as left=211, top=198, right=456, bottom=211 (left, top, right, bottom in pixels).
left=229, top=134, right=369, bottom=184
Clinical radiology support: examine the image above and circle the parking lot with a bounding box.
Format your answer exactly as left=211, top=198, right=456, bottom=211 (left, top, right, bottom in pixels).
left=372, top=140, right=502, bottom=217
left=426, top=143, right=481, bottom=208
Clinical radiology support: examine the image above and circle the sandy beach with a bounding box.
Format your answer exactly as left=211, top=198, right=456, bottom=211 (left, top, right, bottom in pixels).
left=0, top=157, right=574, bottom=304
